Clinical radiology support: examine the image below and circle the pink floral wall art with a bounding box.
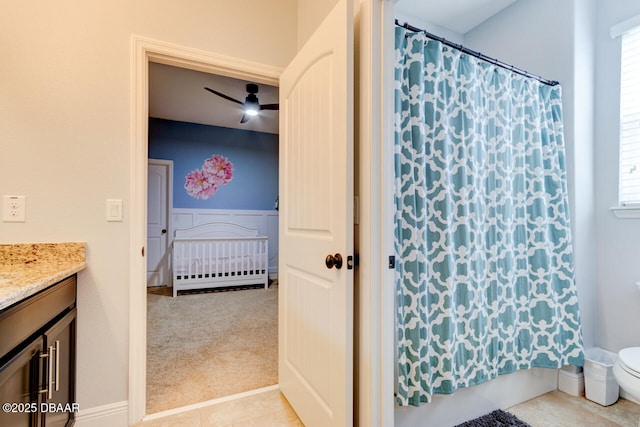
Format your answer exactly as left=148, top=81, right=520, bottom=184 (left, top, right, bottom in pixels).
left=184, top=154, right=234, bottom=199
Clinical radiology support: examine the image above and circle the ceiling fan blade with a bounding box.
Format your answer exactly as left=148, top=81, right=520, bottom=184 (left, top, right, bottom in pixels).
left=204, top=87, right=243, bottom=105
left=260, top=103, right=279, bottom=111
left=240, top=113, right=251, bottom=124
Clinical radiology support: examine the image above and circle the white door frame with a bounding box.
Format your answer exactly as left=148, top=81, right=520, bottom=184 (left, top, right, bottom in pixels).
left=129, top=35, right=281, bottom=424
left=147, top=158, right=173, bottom=287
left=355, top=1, right=396, bottom=426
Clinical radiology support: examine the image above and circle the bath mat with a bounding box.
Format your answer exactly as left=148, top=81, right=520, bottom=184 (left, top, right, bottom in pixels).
left=454, top=409, right=532, bottom=427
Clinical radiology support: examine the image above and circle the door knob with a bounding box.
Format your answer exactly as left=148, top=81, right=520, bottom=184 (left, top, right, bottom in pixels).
left=161, top=229, right=167, bottom=234
left=325, top=253, right=343, bottom=269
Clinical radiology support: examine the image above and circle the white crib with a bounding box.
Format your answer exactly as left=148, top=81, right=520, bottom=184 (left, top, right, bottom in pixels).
left=171, top=222, right=269, bottom=297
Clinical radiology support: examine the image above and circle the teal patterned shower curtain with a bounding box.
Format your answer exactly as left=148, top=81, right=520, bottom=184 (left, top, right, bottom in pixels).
left=393, top=27, right=584, bottom=407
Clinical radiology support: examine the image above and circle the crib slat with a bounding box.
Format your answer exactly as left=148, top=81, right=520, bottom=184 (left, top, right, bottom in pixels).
left=188, top=242, right=192, bottom=278
left=235, top=240, right=239, bottom=276
left=224, top=241, right=228, bottom=277
left=239, top=240, right=243, bottom=276
left=243, top=240, right=247, bottom=275
left=195, top=241, right=200, bottom=278
left=233, top=240, right=238, bottom=276
left=205, top=241, right=209, bottom=278
left=250, top=240, right=255, bottom=274
left=215, top=240, right=219, bottom=277
left=242, top=240, right=246, bottom=275
left=236, top=240, right=239, bottom=276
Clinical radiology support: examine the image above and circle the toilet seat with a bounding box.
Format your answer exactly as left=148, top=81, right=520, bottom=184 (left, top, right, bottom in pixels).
left=618, top=347, right=640, bottom=379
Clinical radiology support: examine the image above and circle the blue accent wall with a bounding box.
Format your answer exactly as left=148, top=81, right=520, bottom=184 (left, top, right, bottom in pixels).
left=149, top=118, right=278, bottom=210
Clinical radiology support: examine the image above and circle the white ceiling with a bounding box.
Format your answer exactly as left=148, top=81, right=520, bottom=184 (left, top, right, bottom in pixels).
left=148, top=0, right=516, bottom=134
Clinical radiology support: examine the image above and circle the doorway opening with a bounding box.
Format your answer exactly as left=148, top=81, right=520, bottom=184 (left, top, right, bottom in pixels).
left=129, top=35, right=282, bottom=423
left=145, top=63, right=280, bottom=414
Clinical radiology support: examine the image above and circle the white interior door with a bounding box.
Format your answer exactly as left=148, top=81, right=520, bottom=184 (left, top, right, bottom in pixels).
left=278, top=0, right=354, bottom=425
left=147, top=160, right=170, bottom=287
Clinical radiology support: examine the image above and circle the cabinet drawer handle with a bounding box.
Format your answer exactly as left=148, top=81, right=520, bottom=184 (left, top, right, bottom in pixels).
left=54, top=340, right=60, bottom=392
left=39, top=351, right=49, bottom=396
left=38, top=343, right=59, bottom=399
left=47, top=345, right=55, bottom=399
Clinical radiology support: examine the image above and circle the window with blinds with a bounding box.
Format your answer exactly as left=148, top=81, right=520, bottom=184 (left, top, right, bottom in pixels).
left=619, top=26, right=640, bottom=206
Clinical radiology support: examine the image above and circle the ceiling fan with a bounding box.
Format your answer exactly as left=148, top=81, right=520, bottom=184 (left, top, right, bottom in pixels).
left=204, top=83, right=279, bottom=123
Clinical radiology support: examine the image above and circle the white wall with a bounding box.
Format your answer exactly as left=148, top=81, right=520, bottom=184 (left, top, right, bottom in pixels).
left=394, top=10, right=464, bottom=44
left=0, top=0, right=297, bottom=420
left=297, top=0, right=340, bottom=49
left=593, top=0, right=640, bottom=351
left=393, top=1, right=597, bottom=425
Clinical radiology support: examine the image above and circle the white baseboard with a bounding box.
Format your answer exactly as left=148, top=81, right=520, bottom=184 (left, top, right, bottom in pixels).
left=75, top=401, right=128, bottom=427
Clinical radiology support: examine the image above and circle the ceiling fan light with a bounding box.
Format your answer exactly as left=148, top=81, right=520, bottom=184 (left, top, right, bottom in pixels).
left=244, top=94, right=260, bottom=116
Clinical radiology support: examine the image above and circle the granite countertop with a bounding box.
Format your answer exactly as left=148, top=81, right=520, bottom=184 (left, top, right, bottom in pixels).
left=0, top=243, right=86, bottom=311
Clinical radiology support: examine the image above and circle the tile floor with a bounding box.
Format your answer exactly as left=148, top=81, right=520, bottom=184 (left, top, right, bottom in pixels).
left=136, top=388, right=640, bottom=426
left=136, top=389, right=302, bottom=427
left=508, top=390, right=640, bottom=427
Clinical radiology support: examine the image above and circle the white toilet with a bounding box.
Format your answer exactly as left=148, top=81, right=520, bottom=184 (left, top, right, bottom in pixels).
left=613, top=347, right=640, bottom=426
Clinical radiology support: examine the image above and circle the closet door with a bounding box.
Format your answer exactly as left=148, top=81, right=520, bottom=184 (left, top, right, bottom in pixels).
left=278, top=0, right=354, bottom=425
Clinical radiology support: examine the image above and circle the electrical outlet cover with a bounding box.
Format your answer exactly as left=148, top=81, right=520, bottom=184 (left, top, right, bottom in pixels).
left=3, top=195, right=26, bottom=222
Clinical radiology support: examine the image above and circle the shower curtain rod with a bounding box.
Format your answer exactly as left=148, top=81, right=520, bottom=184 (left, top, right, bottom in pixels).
left=395, top=20, right=560, bottom=87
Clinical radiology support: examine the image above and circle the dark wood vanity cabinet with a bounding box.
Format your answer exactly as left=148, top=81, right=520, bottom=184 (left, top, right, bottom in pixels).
left=0, top=275, right=77, bottom=427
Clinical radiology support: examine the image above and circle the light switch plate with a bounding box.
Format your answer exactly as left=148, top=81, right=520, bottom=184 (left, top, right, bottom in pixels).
left=106, top=199, right=123, bottom=222
left=3, top=195, right=26, bottom=222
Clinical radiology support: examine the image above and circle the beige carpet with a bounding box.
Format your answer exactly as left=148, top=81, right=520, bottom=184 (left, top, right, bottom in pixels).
left=146, top=283, right=278, bottom=414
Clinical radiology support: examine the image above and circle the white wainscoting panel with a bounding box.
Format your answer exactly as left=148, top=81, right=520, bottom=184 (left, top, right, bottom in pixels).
left=172, top=208, right=279, bottom=278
